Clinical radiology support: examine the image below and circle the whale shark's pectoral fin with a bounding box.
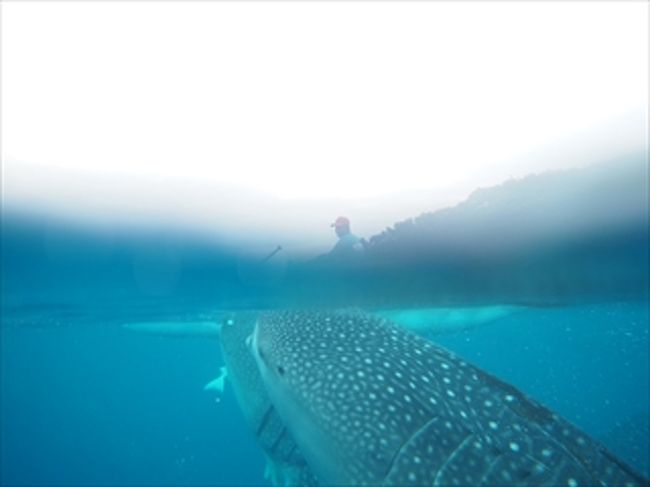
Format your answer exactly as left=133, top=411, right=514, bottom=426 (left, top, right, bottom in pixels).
left=203, top=366, right=228, bottom=393
left=263, top=458, right=274, bottom=482
left=263, top=455, right=319, bottom=487
left=372, top=305, right=528, bottom=335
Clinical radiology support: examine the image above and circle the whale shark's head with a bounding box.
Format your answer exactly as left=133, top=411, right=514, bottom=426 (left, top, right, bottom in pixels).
left=250, top=311, right=322, bottom=386
left=220, top=311, right=318, bottom=485
left=251, top=310, right=446, bottom=485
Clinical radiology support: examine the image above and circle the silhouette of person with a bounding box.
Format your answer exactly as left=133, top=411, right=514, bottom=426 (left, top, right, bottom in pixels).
left=329, top=216, right=364, bottom=259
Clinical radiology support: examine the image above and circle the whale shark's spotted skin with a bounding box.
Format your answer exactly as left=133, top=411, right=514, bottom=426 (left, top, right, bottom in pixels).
left=252, top=310, right=648, bottom=486
left=219, top=312, right=318, bottom=486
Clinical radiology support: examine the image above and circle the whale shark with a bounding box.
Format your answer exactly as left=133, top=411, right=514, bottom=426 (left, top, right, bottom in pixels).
left=218, top=312, right=318, bottom=486
left=252, top=310, right=649, bottom=486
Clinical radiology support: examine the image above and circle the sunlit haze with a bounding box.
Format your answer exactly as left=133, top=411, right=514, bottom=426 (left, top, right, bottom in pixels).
left=2, top=1, right=648, bottom=252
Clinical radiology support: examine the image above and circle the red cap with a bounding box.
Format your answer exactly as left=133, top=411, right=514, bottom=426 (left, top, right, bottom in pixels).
left=331, top=216, right=350, bottom=228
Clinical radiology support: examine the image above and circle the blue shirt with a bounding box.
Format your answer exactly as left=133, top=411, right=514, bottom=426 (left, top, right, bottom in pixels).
left=330, top=233, right=364, bottom=258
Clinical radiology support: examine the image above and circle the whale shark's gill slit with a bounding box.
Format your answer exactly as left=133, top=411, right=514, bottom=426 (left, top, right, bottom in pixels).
left=532, top=421, right=603, bottom=483
left=285, top=442, right=299, bottom=463
left=516, top=453, right=550, bottom=482
left=476, top=449, right=506, bottom=485
left=382, top=415, right=440, bottom=482
left=255, top=406, right=274, bottom=439
left=268, top=426, right=288, bottom=456
left=432, top=433, right=474, bottom=486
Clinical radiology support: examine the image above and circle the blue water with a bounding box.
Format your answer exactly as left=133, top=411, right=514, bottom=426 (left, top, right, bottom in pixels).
left=1, top=213, right=648, bottom=485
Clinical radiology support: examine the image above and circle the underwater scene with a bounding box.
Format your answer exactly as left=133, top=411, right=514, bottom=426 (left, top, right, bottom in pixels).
left=2, top=155, right=648, bottom=485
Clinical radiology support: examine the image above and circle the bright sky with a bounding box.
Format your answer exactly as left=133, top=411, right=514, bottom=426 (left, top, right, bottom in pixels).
left=1, top=1, right=648, bottom=250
